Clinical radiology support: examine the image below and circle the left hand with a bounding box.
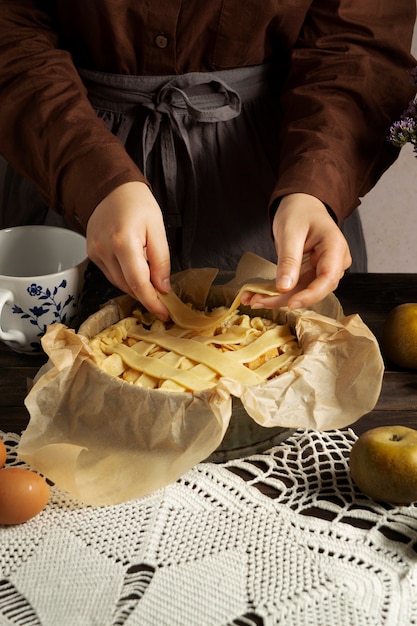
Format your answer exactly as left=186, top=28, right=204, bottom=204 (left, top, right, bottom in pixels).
left=240, top=193, right=352, bottom=310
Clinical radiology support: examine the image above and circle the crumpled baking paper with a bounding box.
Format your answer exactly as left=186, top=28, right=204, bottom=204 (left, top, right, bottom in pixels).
left=18, top=253, right=384, bottom=506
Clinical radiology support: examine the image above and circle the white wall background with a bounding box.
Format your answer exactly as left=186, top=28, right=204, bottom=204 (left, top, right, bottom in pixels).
left=359, top=16, right=417, bottom=272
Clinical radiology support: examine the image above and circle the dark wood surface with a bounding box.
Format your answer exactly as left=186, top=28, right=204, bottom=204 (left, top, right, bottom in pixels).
left=1, top=273, right=417, bottom=436
left=334, top=273, right=417, bottom=435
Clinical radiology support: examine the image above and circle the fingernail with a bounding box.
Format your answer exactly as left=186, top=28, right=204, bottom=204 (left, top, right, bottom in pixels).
left=290, top=300, right=303, bottom=310
left=161, top=278, right=171, bottom=293
left=251, top=301, right=264, bottom=310
left=278, top=276, right=292, bottom=290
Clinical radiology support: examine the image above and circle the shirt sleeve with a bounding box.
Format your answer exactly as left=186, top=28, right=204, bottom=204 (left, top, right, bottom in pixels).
left=0, top=1, right=147, bottom=230
left=271, top=0, right=417, bottom=223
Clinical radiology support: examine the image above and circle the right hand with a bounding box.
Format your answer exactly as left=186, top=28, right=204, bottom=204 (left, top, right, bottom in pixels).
left=240, top=193, right=352, bottom=310
left=86, top=181, right=171, bottom=319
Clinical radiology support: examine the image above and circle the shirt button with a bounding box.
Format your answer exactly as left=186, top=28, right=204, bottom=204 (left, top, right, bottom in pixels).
left=155, top=34, right=168, bottom=49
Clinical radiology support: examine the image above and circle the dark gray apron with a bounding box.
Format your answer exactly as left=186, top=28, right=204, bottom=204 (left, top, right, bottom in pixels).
left=0, top=65, right=367, bottom=275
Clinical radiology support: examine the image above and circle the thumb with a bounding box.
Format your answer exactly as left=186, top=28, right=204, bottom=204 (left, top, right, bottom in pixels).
left=275, top=245, right=304, bottom=292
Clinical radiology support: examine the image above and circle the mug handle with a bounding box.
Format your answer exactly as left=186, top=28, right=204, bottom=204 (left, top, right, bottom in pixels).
left=0, top=288, right=26, bottom=346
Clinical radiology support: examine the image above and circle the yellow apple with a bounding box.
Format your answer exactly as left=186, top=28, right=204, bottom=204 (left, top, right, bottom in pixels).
left=381, top=303, right=417, bottom=369
left=349, top=425, right=417, bottom=504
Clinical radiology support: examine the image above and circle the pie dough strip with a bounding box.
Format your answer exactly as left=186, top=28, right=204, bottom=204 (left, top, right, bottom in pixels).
left=224, top=327, right=295, bottom=364
left=157, top=281, right=279, bottom=332
left=127, top=327, right=264, bottom=386
left=104, top=344, right=217, bottom=392
left=159, top=362, right=218, bottom=392
left=134, top=350, right=187, bottom=390
left=192, top=326, right=259, bottom=346
left=253, top=348, right=301, bottom=379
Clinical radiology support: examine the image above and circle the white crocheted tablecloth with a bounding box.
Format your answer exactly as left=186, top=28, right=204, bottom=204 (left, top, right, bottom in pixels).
left=1, top=428, right=417, bottom=626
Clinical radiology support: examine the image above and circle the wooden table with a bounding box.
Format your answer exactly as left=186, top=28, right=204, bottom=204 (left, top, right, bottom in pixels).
left=1, top=273, right=417, bottom=436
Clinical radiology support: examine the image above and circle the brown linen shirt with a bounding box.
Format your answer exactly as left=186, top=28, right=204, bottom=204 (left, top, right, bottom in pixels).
left=0, top=0, right=415, bottom=230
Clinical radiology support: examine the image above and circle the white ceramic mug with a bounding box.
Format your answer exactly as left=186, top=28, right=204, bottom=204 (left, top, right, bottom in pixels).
left=0, top=225, right=87, bottom=354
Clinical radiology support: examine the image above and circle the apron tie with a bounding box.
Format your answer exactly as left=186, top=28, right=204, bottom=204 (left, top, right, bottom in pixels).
left=139, top=74, right=242, bottom=257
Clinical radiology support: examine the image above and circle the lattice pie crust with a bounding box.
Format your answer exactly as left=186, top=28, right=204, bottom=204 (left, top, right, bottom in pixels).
left=88, top=286, right=301, bottom=393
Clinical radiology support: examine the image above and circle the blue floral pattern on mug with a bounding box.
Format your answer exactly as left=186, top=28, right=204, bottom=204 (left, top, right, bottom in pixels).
left=12, top=280, right=79, bottom=352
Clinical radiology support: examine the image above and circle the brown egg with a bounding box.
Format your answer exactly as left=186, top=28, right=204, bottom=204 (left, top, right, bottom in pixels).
left=0, top=439, right=6, bottom=469
left=0, top=468, right=50, bottom=525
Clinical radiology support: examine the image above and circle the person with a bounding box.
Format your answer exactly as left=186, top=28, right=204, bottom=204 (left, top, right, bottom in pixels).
left=0, top=1, right=415, bottom=321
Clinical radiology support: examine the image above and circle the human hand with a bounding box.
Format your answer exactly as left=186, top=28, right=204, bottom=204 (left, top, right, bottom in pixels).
left=86, top=181, right=171, bottom=319
left=241, top=193, right=352, bottom=310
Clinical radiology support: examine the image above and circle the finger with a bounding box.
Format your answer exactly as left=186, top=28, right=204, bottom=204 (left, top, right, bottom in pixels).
left=116, top=244, right=170, bottom=320
left=86, top=236, right=134, bottom=296
left=287, top=250, right=350, bottom=309
left=246, top=245, right=348, bottom=311
left=239, top=254, right=313, bottom=309
left=287, top=275, right=341, bottom=309
left=91, top=248, right=168, bottom=318
left=146, top=233, right=171, bottom=295
left=243, top=276, right=310, bottom=310
left=89, top=254, right=133, bottom=297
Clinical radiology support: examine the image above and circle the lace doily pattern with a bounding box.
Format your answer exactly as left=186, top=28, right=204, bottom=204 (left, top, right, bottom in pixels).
left=1, top=429, right=417, bottom=626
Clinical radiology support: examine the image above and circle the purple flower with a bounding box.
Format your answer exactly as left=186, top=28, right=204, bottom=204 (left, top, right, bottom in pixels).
left=388, top=66, right=417, bottom=156
left=388, top=117, right=417, bottom=147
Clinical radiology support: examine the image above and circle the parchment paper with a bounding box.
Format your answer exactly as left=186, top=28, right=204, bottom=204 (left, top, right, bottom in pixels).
left=18, top=253, right=384, bottom=506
